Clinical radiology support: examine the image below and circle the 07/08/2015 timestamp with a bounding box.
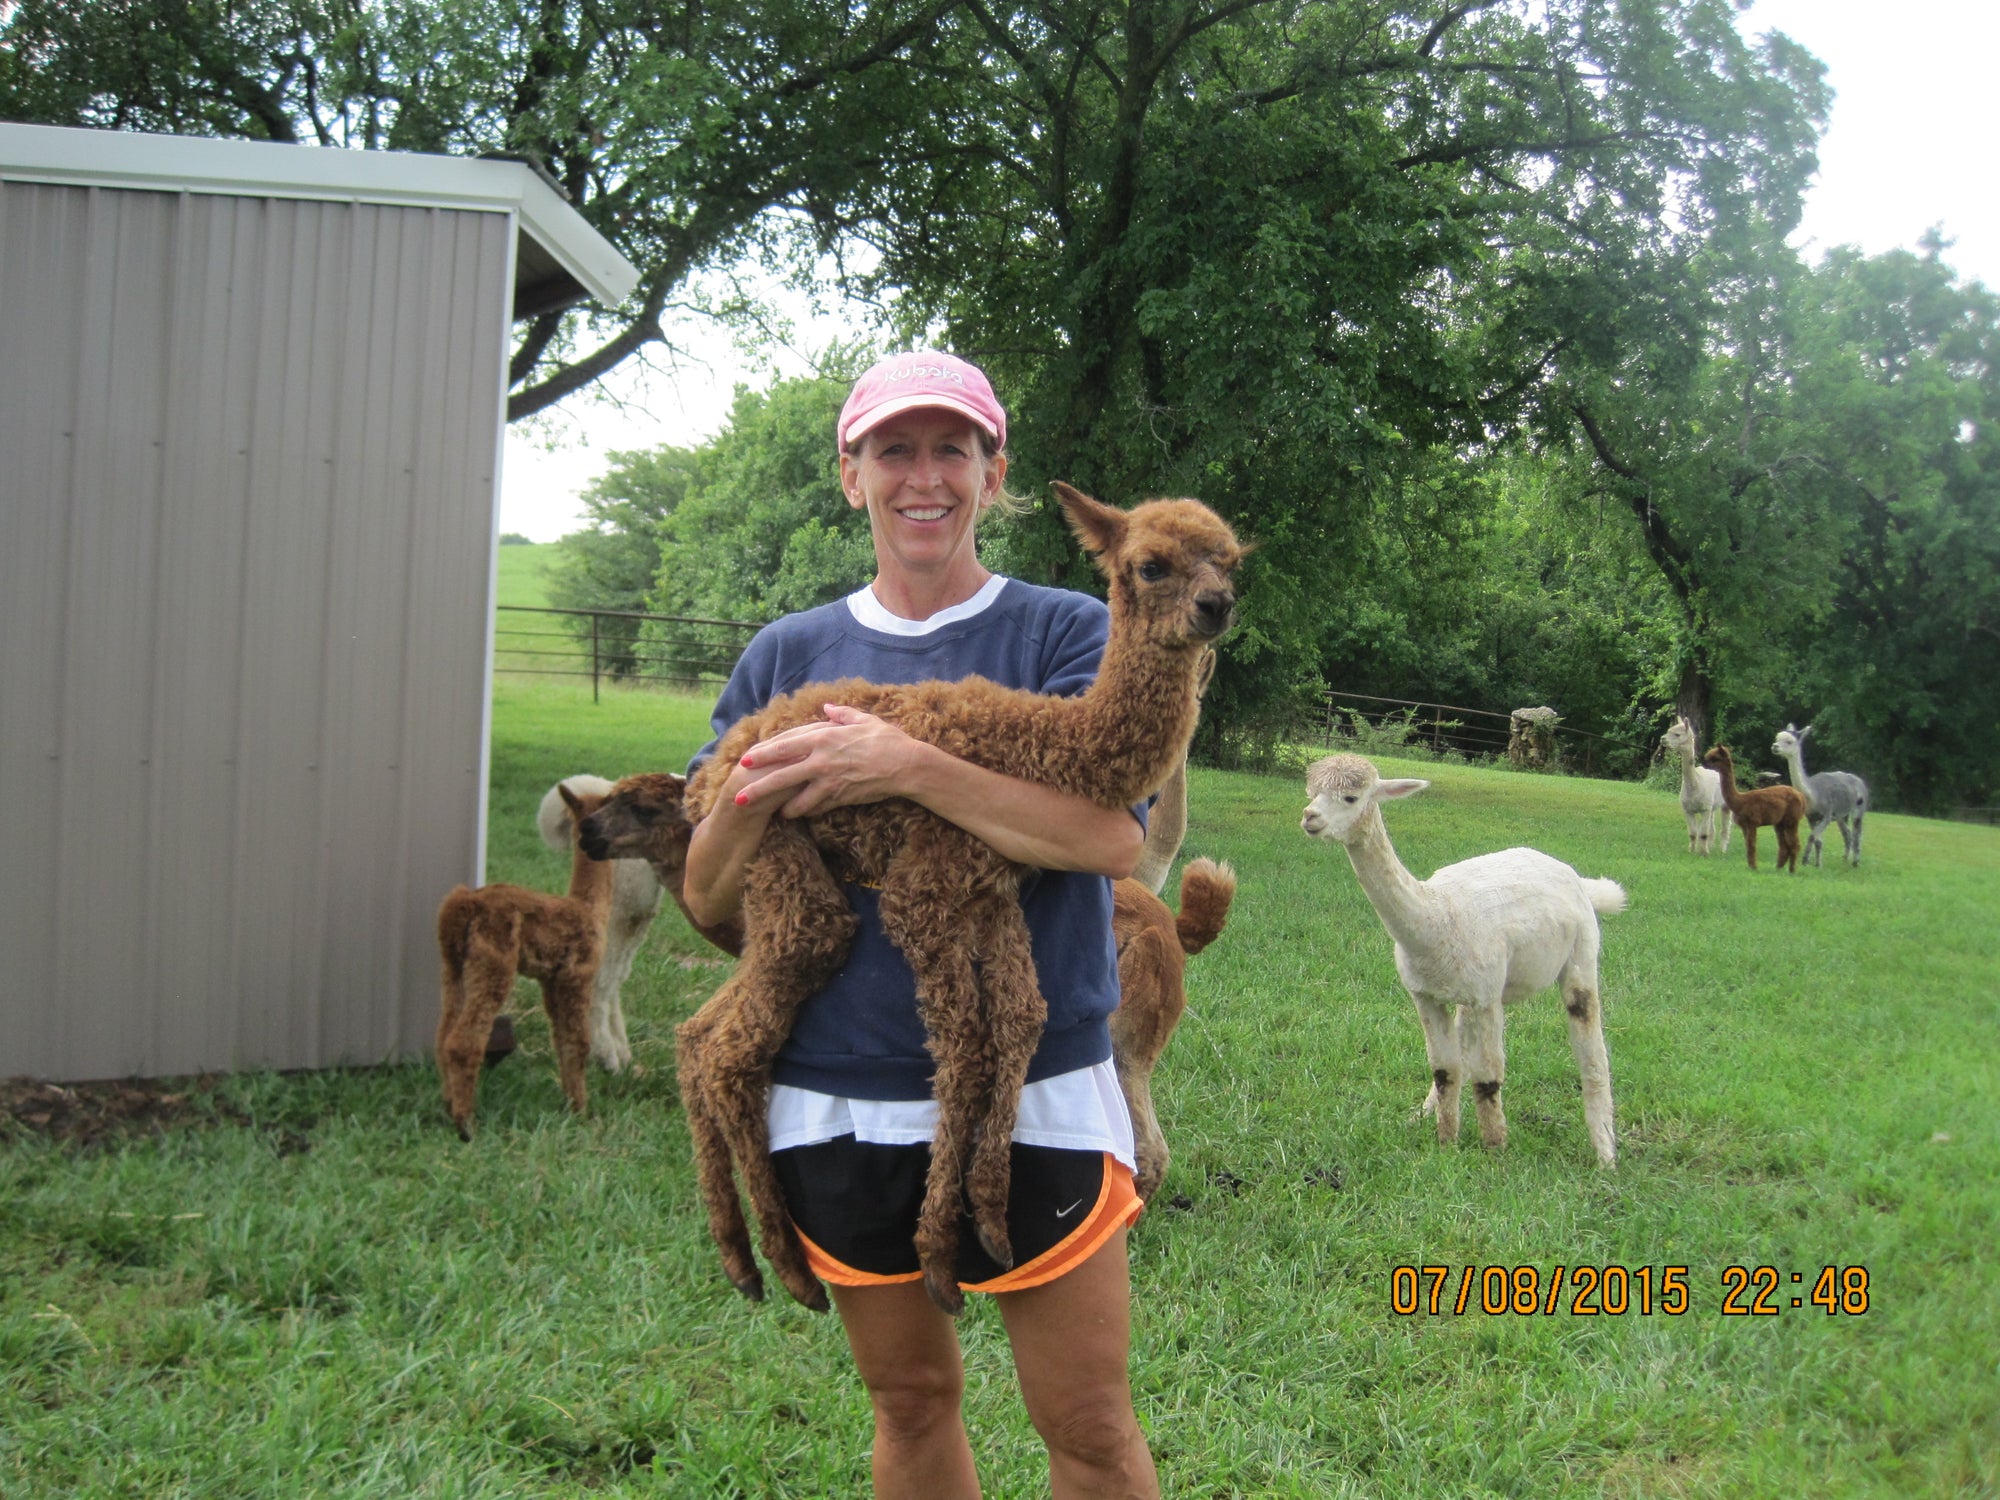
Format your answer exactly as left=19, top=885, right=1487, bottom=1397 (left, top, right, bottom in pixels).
left=1388, top=1264, right=1871, bottom=1317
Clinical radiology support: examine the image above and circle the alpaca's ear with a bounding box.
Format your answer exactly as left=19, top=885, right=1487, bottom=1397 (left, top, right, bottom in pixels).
left=1054, top=481, right=1127, bottom=556
left=1800, top=724, right=1815, bottom=742
left=558, top=782, right=586, bottom=821
left=1375, top=778, right=1429, bottom=801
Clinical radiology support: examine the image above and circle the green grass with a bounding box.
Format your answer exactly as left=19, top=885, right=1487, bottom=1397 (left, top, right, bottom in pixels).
left=4, top=678, right=1996, bottom=1497
left=495, top=542, right=557, bottom=610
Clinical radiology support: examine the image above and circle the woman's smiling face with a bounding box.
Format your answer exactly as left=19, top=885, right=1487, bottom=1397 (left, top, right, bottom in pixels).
left=841, top=408, right=1005, bottom=587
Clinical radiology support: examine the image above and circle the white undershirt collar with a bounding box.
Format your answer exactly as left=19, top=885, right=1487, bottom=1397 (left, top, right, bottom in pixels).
left=846, top=574, right=1009, bottom=636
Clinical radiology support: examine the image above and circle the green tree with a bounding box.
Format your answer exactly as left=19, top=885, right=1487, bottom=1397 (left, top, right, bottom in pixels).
left=544, top=444, right=705, bottom=676
left=0, top=0, right=961, bottom=417
left=844, top=0, right=1828, bottom=758
left=1785, top=243, right=2000, bottom=811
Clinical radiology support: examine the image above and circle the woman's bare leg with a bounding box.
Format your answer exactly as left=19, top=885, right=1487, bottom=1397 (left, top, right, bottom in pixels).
left=997, top=1229, right=1158, bottom=1499
left=831, top=1280, right=981, bottom=1500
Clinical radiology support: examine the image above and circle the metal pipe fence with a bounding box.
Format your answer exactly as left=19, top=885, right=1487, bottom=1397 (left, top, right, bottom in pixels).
left=495, top=605, right=762, bottom=701
left=1307, top=689, right=1655, bottom=779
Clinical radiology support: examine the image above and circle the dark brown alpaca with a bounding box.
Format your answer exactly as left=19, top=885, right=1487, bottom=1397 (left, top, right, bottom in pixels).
left=435, top=783, right=615, bottom=1139
left=1702, top=745, right=1807, bottom=873
left=676, top=482, right=1245, bottom=1313
left=577, top=774, right=1235, bottom=1206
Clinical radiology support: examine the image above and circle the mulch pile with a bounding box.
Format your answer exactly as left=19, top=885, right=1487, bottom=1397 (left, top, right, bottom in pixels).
left=0, top=1074, right=247, bottom=1149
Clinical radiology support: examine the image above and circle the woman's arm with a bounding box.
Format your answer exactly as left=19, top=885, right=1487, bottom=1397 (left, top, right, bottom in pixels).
left=684, top=704, right=1142, bottom=926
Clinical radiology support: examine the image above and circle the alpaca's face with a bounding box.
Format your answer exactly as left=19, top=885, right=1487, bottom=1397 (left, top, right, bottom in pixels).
left=1772, top=727, right=1802, bottom=760
left=1663, top=718, right=1694, bottom=755
left=1300, top=753, right=1427, bottom=845
left=1059, top=486, right=1244, bottom=651
left=576, top=773, right=694, bottom=867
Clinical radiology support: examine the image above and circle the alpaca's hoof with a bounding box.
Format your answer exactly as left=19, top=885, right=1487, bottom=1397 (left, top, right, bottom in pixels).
left=453, top=1117, right=474, bottom=1143
left=975, top=1221, right=1014, bottom=1270
left=729, top=1270, right=767, bottom=1303
left=924, top=1268, right=965, bottom=1318
left=483, top=1014, right=517, bottom=1067
left=783, top=1276, right=830, bottom=1314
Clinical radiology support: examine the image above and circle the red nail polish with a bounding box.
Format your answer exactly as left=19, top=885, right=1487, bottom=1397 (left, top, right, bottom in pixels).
left=735, top=791, right=749, bottom=806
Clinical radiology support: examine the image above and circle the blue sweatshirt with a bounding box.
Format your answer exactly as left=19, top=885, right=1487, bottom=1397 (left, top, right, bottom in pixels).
left=689, top=578, right=1140, bottom=1101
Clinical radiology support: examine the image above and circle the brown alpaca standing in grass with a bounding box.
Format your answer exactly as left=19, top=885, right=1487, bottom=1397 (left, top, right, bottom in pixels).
left=1112, top=857, right=1235, bottom=1202
left=435, top=783, right=615, bottom=1139
left=1702, top=744, right=1807, bottom=873
left=577, top=774, right=1235, bottom=1206
left=677, top=482, right=1244, bottom=1313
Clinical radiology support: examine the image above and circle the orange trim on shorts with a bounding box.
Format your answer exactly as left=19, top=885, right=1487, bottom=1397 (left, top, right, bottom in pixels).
left=795, top=1153, right=1144, bottom=1293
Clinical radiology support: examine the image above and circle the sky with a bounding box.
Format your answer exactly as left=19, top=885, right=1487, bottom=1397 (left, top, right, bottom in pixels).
left=497, top=0, right=2000, bottom=543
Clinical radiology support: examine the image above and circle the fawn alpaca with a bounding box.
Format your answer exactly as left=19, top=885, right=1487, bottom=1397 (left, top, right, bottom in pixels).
left=677, top=482, right=1243, bottom=1313
left=1703, top=745, right=1807, bottom=873
left=1302, top=755, right=1624, bottom=1167
left=434, top=783, right=614, bottom=1139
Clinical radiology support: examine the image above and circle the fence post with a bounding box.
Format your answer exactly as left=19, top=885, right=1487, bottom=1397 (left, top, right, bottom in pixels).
left=591, top=613, right=600, bottom=704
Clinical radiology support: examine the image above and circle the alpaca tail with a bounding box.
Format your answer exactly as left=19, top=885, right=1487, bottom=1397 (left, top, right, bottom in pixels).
left=1581, top=878, right=1628, bottom=916
left=537, top=774, right=614, bottom=853
left=1174, top=858, right=1237, bottom=955
left=436, top=885, right=481, bottom=974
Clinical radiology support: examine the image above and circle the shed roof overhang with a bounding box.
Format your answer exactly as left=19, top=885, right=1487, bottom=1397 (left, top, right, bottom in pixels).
left=0, top=122, right=640, bottom=318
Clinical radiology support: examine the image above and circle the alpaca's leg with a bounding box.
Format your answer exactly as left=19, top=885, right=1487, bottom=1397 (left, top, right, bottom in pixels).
left=440, top=940, right=514, bottom=1140
left=877, top=834, right=1010, bottom=1315
left=1806, top=813, right=1828, bottom=867
left=1742, top=822, right=1759, bottom=871
left=674, top=1002, right=764, bottom=1300
left=543, top=970, right=593, bottom=1118
left=1409, top=995, right=1460, bottom=1144
left=1683, top=808, right=1698, bottom=854
left=1457, top=1002, right=1508, bottom=1151
left=1848, top=809, right=1864, bottom=866
left=961, top=892, right=1045, bottom=1268
left=1561, top=962, right=1617, bottom=1168
left=1781, top=818, right=1802, bottom=874
left=697, top=824, right=855, bottom=1312
left=589, top=966, right=631, bottom=1073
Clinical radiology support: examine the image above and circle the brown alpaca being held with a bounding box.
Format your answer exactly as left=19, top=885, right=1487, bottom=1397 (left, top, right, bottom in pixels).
left=1702, top=744, right=1807, bottom=873
left=579, top=774, right=1235, bottom=1208
left=676, top=482, right=1244, bottom=1314
left=434, top=783, right=616, bottom=1139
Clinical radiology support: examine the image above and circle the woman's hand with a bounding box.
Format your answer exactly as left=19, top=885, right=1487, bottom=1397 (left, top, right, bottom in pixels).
left=732, top=704, right=917, bottom=819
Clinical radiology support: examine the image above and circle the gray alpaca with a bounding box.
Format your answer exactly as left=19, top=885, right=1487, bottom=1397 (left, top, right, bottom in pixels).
left=1771, top=724, right=1869, bottom=867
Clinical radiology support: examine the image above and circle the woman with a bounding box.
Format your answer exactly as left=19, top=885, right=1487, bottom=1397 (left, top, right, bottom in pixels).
left=682, top=351, right=1160, bottom=1499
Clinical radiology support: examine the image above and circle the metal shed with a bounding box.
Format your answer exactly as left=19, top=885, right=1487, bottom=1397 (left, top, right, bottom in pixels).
left=0, top=123, right=639, bottom=1083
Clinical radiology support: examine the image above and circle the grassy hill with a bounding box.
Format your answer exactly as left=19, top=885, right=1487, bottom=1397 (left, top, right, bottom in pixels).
left=4, top=677, right=1994, bottom=1496
left=495, top=540, right=556, bottom=610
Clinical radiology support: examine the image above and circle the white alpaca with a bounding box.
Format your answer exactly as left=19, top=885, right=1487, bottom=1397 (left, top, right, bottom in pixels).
left=537, top=776, right=664, bottom=1072
left=1771, top=724, right=1869, bottom=868
left=1661, top=715, right=1731, bottom=855
left=1301, top=754, right=1623, bottom=1167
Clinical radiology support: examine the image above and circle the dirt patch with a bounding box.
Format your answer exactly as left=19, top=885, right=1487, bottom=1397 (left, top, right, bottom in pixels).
left=0, top=1074, right=248, bottom=1150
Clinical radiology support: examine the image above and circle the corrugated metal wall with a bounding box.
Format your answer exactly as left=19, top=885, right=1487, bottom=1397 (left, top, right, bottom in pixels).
left=0, top=181, right=511, bottom=1081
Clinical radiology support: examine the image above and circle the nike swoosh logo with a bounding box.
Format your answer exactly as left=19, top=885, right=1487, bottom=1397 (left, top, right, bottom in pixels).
left=1055, top=1198, right=1086, bottom=1219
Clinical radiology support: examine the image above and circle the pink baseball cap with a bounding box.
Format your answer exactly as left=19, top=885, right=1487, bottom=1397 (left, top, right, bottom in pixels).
left=837, top=350, right=1007, bottom=451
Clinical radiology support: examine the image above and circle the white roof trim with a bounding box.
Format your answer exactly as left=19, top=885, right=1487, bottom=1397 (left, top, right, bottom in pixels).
left=0, top=122, right=639, bottom=308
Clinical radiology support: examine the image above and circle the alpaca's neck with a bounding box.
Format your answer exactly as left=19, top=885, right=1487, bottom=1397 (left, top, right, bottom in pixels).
left=1342, top=810, right=1440, bottom=951
left=1131, top=758, right=1188, bottom=895
left=1035, top=625, right=1203, bottom=809
left=1674, top=740, right=1705, bottom=794
left=1710, top=756, right=1744, bottom=806
left=1777, top=744, right=1810, bottom=793
left=567, top=844, right=617, bottom=919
